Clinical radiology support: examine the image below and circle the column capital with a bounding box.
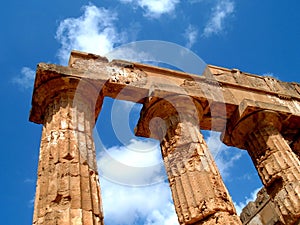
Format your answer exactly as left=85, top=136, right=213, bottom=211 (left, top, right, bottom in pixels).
left=222, top=99, right=293, bottom=149
left=224, top=108, right=283, bottom=149
left=29, top=63, right=103, bottom=125
left=135, top=94, right=203, bottom=140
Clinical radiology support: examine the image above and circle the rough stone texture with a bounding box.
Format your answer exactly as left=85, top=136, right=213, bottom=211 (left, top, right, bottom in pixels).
left=34, top=51, right=300, bottom=144
left=291, top=139, right=300, bottom=161
left=240, top=188, right=282, bottom=225
left=30, top=50, right=300, bottom=225
left=138, top=95, right=242, bottom=225
left=32, top=87, right=104, bottom=224
left=226, top=110, right=300, bottom=225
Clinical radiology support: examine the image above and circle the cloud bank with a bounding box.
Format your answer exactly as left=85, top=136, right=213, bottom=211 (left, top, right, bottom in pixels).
left=54, top=1, right=236, bottom=66
left=97, top=138, right=165, bottom=186
left=95, top=130, right=245, bottom=224
left=97, top=139, right=179, bottom=225
left=101, top=179, right=178, bottom=225
left=15, top=0, right=237, bottom=89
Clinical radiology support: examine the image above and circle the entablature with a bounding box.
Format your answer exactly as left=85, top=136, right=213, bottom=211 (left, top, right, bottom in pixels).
left=30, top=50, right=300, bottom=147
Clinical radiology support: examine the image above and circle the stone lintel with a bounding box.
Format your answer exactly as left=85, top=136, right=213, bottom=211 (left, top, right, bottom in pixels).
left=30, top=51, right=300, bottom=144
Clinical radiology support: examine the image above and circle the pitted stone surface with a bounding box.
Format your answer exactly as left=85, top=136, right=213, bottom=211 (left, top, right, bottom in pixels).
left=33, top=91, right=104, bottom=225
left=227, top=110, right=300, bottom=224
left=138, top=96, right=242, bottom=225
left=240, top=188, right=282, bottom=225
left=30, top=50, right=300, bottom=225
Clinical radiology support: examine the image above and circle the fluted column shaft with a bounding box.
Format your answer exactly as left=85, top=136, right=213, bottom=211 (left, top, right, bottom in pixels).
left=232, top=111, right=300, bottom=224
left=33, top=91, right=104, bottom=225
left=144, top=96, right=241, bottom=225
left=291, top=139, right=300, bottom=161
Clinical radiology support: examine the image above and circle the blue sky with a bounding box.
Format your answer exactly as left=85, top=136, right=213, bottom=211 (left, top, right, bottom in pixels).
left=1, top=0, right=300, bottom=224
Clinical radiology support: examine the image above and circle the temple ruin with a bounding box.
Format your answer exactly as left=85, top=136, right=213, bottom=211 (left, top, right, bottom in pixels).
left=29, top=50, right=300, bottom=224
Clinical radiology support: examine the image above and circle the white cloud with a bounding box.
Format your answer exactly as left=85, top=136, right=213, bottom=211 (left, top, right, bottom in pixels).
left=105, top=46, right=155, bottom=64
left=97, top=139, right=178, bottom=225
left=119, top=0, right=180, bottom=18
left=96, top=131, right=244, bottom=224
left=12, top=67, right=35, bottom=90
left=55, top=4, right=124, bottom=64
left=234, top=187, right=261, bottom=215
left=95, top=125, right=248, bottom=224
left=101, top=179, right=178, bottom=225
left=203, top=0, right=235, bottom=37
left=97, top=139, right=165, bottom=186
left=184, top=24, right=198, bottom=49
left=206, top=131, right=243, bottom=179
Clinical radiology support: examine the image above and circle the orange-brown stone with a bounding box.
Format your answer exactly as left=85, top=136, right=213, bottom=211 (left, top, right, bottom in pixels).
left=226, top=110, right=300, bottom=224
left=30, top=50, right=300, bottom=225
left=32, top=87, right=104, bottom=224
left=137, top=95, right=242, bottom=225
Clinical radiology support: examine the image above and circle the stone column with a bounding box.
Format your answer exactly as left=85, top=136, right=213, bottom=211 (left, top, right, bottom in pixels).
left=291, top=139, right=300, bottom=161
left=229, top=110, right=300, bottom=224
left=139, top=96, right=241, bottom=225
left=31, top=78, right=104, bottom=224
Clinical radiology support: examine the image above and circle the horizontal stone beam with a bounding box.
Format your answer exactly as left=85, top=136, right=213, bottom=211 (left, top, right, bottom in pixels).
left=30, top=50, right=300, bottom=146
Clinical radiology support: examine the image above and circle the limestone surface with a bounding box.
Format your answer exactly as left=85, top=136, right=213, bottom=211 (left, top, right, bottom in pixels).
left=30, top=50, right=300, bottom=225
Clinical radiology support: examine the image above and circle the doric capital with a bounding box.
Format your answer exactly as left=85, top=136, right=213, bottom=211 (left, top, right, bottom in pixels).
left=224, top=109, right=282, bottom=149
left=29, top=63, right=103, bottom=125
left=135, top=94, right=203, bottom=140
